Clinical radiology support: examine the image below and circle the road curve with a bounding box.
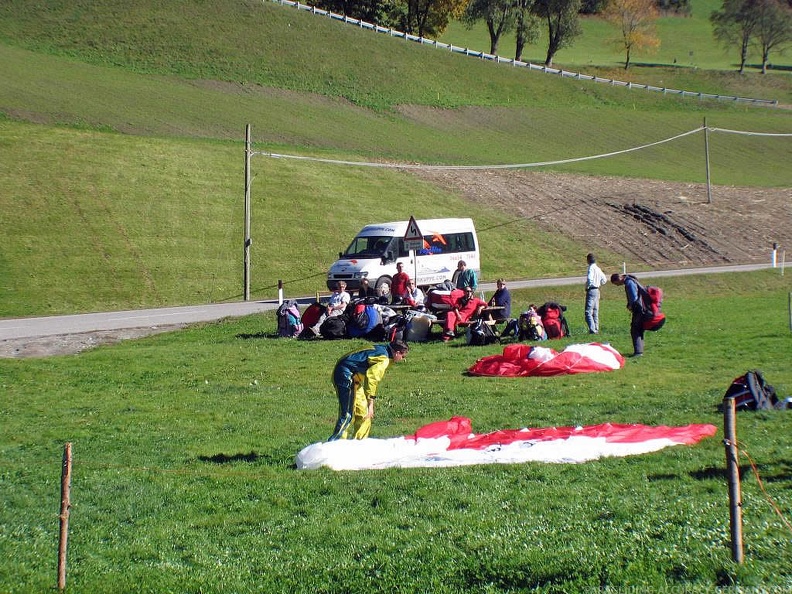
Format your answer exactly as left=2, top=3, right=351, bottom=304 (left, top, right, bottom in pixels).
left=0, top=263, right=780, bottom=341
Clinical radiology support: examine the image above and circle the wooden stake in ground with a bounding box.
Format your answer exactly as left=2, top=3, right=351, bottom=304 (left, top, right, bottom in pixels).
left=58, top=442, right=73, bottom=590
left=722, top=399, right=744, bottom=563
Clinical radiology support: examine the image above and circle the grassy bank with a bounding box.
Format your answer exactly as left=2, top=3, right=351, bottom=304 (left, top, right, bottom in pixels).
left=1, top=270, right=790, bottom=592
left=0, top=1, right=790, bottom=317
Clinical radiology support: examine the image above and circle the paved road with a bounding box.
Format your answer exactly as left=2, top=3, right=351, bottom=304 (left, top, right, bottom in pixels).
left=0, top=263, right=780, bottom=341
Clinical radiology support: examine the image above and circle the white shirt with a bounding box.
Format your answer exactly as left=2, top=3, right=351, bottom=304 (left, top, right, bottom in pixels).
left=586, top=263, right=607, bottom=290
left=327, top=290, right=351, bottom=316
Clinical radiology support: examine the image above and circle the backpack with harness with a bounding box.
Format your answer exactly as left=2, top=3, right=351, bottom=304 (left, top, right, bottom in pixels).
left=537, top=302, right=569, bottom=339
left=276, top=300, right=303, bottom=338
left=347, top=301, right=384, bottom=340
left=384, top=314, right=409, bottom=343
left=517, top=311, right=546, bottom=341
left=628, top=276, right=666, bottom=331
left=466, top=319, right=499, bottom=346
left=724, top=370, right=781, bottom=410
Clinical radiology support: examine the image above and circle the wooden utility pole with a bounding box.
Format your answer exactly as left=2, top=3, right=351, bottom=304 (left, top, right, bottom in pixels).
left=244, top=125, right=252, bottom=301
left=723, top=398, right=744, bottom=563
left=58, top=443, right=73, bottom=590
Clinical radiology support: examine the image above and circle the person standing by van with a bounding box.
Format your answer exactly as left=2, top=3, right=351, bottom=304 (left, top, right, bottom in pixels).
left=584, top=253, right=607, bottom=334
left=391, top=262, right=411, bottom=304
left=454, top=260, right=478, bottom=291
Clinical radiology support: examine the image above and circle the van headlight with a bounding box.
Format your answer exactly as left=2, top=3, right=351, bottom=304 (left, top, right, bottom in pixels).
left=353, top=272, right=369, bottom=279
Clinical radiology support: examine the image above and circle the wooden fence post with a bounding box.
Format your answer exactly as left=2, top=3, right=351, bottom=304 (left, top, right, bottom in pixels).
left=723, top=399, right=744, bottom=563
left=58, top=442, right=73, bottom=590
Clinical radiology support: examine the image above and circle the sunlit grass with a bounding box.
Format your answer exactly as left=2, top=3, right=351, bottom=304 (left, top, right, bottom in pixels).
left=1, top=270, right=790, bottom=592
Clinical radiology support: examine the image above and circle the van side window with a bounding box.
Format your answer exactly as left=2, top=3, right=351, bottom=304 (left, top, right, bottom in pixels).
left=395, top=238, right=410, bottom=258
left=418, top=232, right=475, bottom=255
left=344, top=236, right=391, bottom=258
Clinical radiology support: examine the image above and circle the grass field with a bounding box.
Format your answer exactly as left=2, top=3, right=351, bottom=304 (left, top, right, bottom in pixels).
left=0, top=4, right=791, bottom=590
left=1, top=271, right=791, bottom=592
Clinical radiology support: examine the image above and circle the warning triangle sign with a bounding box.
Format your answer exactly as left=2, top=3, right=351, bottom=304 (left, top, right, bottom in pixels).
left=404, top=216, right=423, bottom=241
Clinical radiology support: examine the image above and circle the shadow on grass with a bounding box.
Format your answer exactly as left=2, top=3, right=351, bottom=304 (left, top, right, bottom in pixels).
left=236, top=332, right=275, bottom=340
left=198, top=452, right=260, bottom=464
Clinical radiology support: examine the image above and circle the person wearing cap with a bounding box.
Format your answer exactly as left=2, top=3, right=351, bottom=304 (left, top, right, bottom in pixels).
left=442, top=286, right=487, bottom=341
left=584, top=253, right=607, bottom=334
left=610, top=273, right=644, bottom=357
left=328, top=341, right=409, bottom=441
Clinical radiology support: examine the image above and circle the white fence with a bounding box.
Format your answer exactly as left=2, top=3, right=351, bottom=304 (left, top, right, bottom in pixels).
left=271, top=0, right=779, bottom=108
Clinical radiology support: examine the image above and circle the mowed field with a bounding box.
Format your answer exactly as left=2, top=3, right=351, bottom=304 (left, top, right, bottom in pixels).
left=0, top=1, right=791, bottom=592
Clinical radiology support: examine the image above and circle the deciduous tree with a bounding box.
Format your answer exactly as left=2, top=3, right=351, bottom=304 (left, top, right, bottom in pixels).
left=710, top=0, right=760, bottom=73
left=400, top=0, right=469, bottom=37
left=462, top=0, right=516, bottom=55
left=532, top=0, right=583, bottom=67
left=752, top=0, right=792, bottom=73
left=602, top=0, right=661, bottom=69
left=515, top=0, right=541, bottom=61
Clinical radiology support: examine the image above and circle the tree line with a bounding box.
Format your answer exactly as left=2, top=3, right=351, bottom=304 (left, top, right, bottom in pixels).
left=313, top=0, right=791, bottom=71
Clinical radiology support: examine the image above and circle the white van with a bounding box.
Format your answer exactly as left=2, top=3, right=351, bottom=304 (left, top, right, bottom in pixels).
left=326, top=218, right=480, bottom=294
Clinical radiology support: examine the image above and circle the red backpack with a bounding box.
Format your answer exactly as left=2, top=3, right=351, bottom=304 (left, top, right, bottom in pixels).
left=638, top=283, right=666, bottom=331
left=537, top=302, right=569, bottom=339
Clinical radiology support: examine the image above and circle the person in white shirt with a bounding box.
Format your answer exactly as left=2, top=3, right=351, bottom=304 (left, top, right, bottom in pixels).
left=326, top=281, right=351, bottom=318
left=310, top=281, right=351, bottom=336
left=405, top=280, right=425, bottom=310
left=584, top=253, right=607, bottom=334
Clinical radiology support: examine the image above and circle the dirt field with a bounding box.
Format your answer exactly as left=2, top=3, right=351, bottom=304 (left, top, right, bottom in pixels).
left=413, top=171, right=792, bottom=268
left=2, top=172, right=789, bottom=359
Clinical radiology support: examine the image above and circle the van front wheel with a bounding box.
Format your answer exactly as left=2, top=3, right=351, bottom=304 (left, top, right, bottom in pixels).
left=375, top=277, right=391, bottom=300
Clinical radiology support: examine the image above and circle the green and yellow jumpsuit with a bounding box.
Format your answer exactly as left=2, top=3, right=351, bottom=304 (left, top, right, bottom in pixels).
left=328, top=344, right=394, bottom=441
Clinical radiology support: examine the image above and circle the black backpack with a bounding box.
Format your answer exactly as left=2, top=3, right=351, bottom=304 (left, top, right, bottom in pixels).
left=384, top=315, right=408, bottom=342
left=466, top=319, right=499, bottom=346
left=320, top=316, right=347, bottom=340
left=724, top=370, right=779, bottom=410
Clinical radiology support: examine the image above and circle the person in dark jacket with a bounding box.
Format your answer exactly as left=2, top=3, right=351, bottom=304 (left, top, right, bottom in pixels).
left=487, top=278, right=511, bottom=321
left=357, top=277, right=378, bottom=300
left=328, top=341, right=409, bottom=441
left=611, top=273, right=645, bottom=357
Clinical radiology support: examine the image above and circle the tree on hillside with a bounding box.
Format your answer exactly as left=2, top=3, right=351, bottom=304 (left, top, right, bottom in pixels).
left=532, top=0, right=583, bottom=67
left=711, top=0, right=792, bottom=73
left=602, top=0, right=661, bottom=69
left=462, top=0, right=516, bottom=55
left=515, top=0, right=541, bottom=61
left=710, top=0, right=760, bottom=73
left=752, top=0, right=792, bottom=73
left=314, top=0, right=389, bottom=23
left=396, top=0, right=469, bottom=37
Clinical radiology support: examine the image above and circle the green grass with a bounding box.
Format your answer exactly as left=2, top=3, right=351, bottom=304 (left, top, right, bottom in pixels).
left=1, top=2, right=791, bottom=592
left=1, top=270, right=791, bottom=592
left=0, top=1, right=790, bottom=318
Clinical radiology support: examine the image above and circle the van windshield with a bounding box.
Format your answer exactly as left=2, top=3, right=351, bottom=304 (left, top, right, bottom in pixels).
left=343, top=236, right=393, bottom=258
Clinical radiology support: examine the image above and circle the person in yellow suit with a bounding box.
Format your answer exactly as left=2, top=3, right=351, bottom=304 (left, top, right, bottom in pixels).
left=328, top=341, right=409, bottom=441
